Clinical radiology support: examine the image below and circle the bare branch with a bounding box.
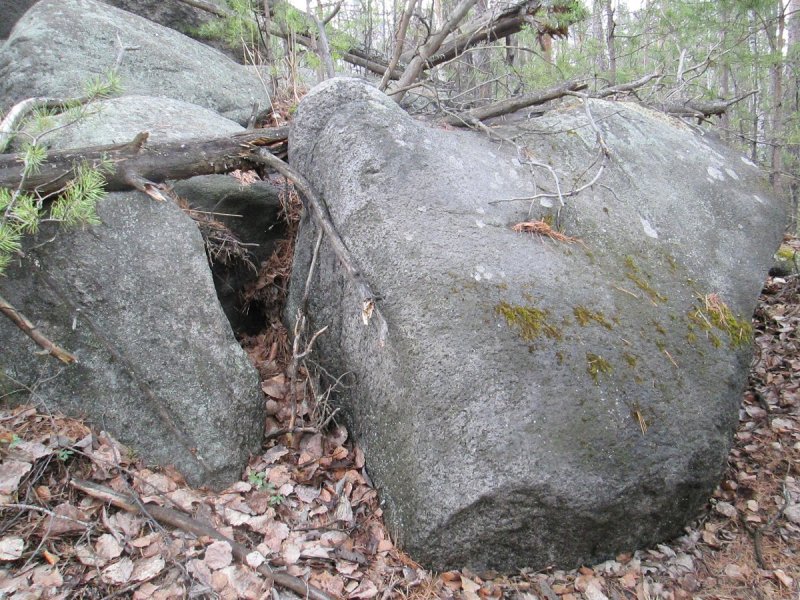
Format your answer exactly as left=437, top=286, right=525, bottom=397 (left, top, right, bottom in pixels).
left=379, top=0, right=419, bottom=91
left=444, top=79, right=588, bottom=126
left=249, top=150, right=389, bottom=346
left=0, top=294, right=77, bottom=364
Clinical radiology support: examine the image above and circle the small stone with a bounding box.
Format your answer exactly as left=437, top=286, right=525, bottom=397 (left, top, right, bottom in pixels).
left=714, top=501, right=737, bottom=518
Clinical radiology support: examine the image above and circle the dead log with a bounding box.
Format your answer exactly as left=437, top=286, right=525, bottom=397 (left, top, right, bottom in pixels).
left=444, top=79, right=588, bottom=125
left=416, top=0, right=563, bottom=70
left=0, top=127, right=288, bottom=196
left=662, top=90, right=757, bottom=118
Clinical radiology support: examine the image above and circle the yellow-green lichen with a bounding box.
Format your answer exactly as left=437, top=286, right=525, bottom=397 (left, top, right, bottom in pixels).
left=623, top=352, right=638, bottom=367
left=623, top=256, right=668, bottom=304
left=586, top=352, right=612, bottom=383
left=573, top=306, right=613, bottom=330
left=775, top=244, right=796, bottom=261
left=495, top=301, right=562, bottom=342
left=687, top=293, right=752, bottom=349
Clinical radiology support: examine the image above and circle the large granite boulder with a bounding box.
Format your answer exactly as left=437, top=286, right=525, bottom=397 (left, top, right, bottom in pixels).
left=0, top=0, right=35, bottom=39
left=286, top=78, right=785, bottom=571
left=11, top=95, right=245, bottom=150
left=0, top=97, right=266, bottom=490
left=101, top=0, right=226, bottom=33
left=0, top=0, right=268, bottom=124
left=0, top=193, right=265, bottom=489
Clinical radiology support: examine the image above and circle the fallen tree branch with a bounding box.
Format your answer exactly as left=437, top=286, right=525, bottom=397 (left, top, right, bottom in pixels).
left=379, top=0, right=419, bottom=91
left=70, top=478, right=333, bottom=600
left=0, top=97, right=95, bottom=153
left=413, top=0, right=559, bottom=70
left=661, top=90, right=758, bottom=118
left=594, top=71, right=660, bottom=98
left=0, top=127, right=289, bottom=196
left=175, top=0, right=234, bottom=18
left=0, top=293, right=77, bottom=364
left=444, top=79, right=588, bottom=125
left=249, top=150, right=389, bottom=346
left=392, top=0, right=480, bottom=103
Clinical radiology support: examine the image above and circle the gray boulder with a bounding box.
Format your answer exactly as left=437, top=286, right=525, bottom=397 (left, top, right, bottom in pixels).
left=286, top=78, right=785, bottom=571
left=12, top=95, right=244, bottom=151
left=0, top=0, right=268, bottom=124
left=100, top=0, right=244, bottom=62
left=101, top=0, right=225, bottom=33
left=0, top=0, right=35, bottom=39
left=0, top=94, right=265, bottom=490
left=0, top=193, right=264, bottom=489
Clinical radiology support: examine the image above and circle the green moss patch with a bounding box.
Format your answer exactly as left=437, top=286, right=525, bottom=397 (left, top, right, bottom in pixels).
left=687, top=293, right=753, bottom=349
left=573, top=306, right=613, bottom=329
left=495, top=301, right=562, bottom=341
left=586, top=352, right=612, bottom=384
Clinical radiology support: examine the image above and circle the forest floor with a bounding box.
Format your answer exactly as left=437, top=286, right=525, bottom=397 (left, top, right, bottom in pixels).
left=0, top=230, right=798, bottom=600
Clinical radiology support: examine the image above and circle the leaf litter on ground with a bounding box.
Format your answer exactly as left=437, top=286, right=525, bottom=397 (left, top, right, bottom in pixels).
left=1, top=234, right=798, bottom=599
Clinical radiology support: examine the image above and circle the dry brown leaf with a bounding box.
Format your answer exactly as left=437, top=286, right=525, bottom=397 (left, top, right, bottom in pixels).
left=619, top=570, right=638, bottom=589
left=245, top=551, right=266, bottom=568
left=101, top=558, right=134, bottom=585
left=31, top=565, right=62, bottom=587
left=349, top=578, right=379, bottom=599
left=76, top=545, right=105, bottom=567
left=187, top=558, right=213, bottom=586
left=461, top=576, right=481, bottom=593
left=262, top=521, right=289, bottom=553
left=714, top=501, right=737, bottom=518
left=165, top=488, right=202, bottom=511
left=133, top=582, right=160, bottom=599
left=204, top=540, right=234, bottom=570
left=0, top=537, right=24, bottom=561
left=12, top=440, right=51, bottom=461
left=43, top=503, right=90, bottom=535
left=267, top=464, right=291, bottom=487
left=0, top=459, right=31, bottom=495
left=130, top=556, right=165, bottom=582
left=281, top=541, right=301, bottom=565
left=95, top=534, right=123, bottom=561
left=773, top=569, right=794, bottom=588
left=261, top=375, right=287, bottom=398
left=311, top=570, right=346, bottom=596
left=107, top=512, right=143, bottom=538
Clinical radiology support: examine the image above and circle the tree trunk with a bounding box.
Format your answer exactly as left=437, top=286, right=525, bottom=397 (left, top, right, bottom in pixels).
left=591, top=0, right=607, bottom=77
left=0, top=128, right=288, bottom=195
left=604, top=0, right=616, bottom=85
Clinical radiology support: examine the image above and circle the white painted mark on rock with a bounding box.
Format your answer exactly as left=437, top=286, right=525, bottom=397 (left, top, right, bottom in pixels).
left=753, top=194, right=765, bottom=204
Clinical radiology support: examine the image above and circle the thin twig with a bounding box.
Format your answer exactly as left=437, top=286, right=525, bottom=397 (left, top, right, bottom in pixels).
left=0, top=294, right=77, bottom=364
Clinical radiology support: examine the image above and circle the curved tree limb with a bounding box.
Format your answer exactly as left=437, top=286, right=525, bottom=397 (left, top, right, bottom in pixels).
left=0, top=293, right=77, bottom=364
left=249, top=150, right=389, bottom=347
left=444, top=79, right=588, bottom=125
